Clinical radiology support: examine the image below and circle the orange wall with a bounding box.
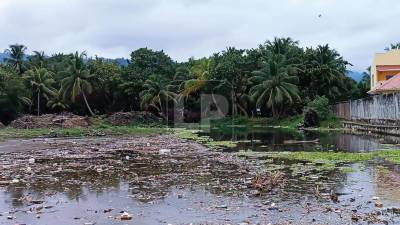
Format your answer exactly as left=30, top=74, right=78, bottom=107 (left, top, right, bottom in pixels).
left=377, top=71, right=400, bottom=81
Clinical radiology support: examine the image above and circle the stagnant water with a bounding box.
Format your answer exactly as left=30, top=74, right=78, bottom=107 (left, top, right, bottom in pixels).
left=200, top=126, right=400, bottom=152
left=0, top=128, right=400, bottom=224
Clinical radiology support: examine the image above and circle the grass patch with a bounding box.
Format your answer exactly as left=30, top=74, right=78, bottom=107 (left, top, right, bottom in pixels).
left=319, top=113, right=343, bottom=129
left=264, top=115, right=304, bottom=129
left=173, top=128, right=238, bottom=149
left=339, top=166, right=356, bottom=173
left=206, top=140, right=237, bottom=148
left=236, top=150, right=400, bottom=165
left=0, top=126, right=168, bottom=140
left=173, top=128, right=211, bottom=142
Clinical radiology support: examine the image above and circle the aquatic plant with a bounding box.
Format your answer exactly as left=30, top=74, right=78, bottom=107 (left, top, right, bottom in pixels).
left=236, top=149, right=400, bottom=165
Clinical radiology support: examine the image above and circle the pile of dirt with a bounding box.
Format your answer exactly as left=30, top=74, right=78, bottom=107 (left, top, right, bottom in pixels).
left=9, top=113, right=89, bottom=129
left=106, top=111, right=162, bottom=126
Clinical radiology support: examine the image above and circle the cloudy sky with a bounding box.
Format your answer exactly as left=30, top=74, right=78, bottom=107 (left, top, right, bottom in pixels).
left=0, top=0, right=399, bottom=71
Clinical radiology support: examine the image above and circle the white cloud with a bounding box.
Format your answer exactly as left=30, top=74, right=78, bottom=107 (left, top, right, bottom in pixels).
left=0, top=0, right=399, bottom=70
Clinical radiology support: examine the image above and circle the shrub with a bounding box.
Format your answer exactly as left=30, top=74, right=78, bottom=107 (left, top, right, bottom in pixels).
left=305, top=96, right=330, bottom=120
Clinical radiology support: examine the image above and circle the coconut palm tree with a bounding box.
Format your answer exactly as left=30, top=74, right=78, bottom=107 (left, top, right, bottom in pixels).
left=264, top=37, right=299, bottom=55
left=23, top=68, right=56, bottom=115
left=5, top=44, right=27, bottom=74
left=47, top=91, right=70, bottom=112
left=305, top=45, right=350, bottom=101
left=29, top=51, right=46, bottom=68
left=140, top=75, right=177, bottom=118
left=250, top=56, right=300, bottom=118
left=182, top=58, right=213, bottom=97
left=385, top=43, right=400, bottom=51
left=59, top=52, right=96, bottom=116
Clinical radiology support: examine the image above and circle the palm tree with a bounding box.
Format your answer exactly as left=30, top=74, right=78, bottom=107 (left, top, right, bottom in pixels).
left=140, top=75, right=177, bottom=118
left=29, top=51, right=46, bottom=68
left=5, top=44, right=27, bottom=74
left=305, top=45, right=350, bottom=101
left=23, top=68, right=56, bottom=115
left=181, top=58, right=212, bottom=97
left=47, top=91, right=70, bottom=112
left=250, top=57, right=300, bottom=118
left=60, top=52, right=96, bottom=116
left=264, top=37, right=299, bottom=55
left=385, top=43, right=400, bottom=51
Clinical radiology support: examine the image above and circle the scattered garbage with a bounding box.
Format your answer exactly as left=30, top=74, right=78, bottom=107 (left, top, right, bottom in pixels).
left=159, top=149, right=171, bottom=155
left=375, top=201, right=384, bottom=208
left=252, top=171, right=285, bottom=192
left=0, top=134, right=399, bottom=224
left=119, top=212, right=133, bottom=220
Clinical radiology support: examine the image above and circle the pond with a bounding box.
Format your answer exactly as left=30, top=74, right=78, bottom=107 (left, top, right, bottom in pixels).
left=200, top=126, right=400, bottom=152
left=0, top=128, right=400, bottom=224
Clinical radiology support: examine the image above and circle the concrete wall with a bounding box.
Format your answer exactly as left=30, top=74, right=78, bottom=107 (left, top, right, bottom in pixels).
left=333, top=93, right=400, bottom=125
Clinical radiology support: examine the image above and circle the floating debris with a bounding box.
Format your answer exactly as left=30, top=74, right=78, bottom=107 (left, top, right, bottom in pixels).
left=119, top=212, right=133, bottom=220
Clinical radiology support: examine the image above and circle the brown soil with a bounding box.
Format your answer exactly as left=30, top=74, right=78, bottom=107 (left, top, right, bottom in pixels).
left=9, top=113, right=89, bottom=129
left=106, top=111, right=162, bottom=126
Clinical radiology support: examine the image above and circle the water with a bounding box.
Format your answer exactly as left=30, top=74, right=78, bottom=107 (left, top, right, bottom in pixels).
left=201, top=126, right=400, bottom=152
left=1, top=129, right=400, bottom=224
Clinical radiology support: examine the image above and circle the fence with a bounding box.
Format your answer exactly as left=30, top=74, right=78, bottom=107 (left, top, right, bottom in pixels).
left=333, top=93, right=400, bottom=125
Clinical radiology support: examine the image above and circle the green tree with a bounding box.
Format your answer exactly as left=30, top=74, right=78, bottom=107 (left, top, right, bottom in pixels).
left=46, top=92, right=70, bottom=112
left=301, top=44, right=351, bottom=102
left=250, top=56, right=300, bottom=118
left=28, top=51, right=46, bottom=68
left=357, top=67, right=371, bottom=98
left=121, top=48, right=176, bottom=110
left=0, top=66, right=31, bottom=123
left=182, top=58, right=213, bottom=97
left=23, top=68, right=56, bottom=115
left=5, top=44, right=27, bottom=74
left=261, top=37, right=303, bottom=64
left=211, top=47, right=251, bottom=116
left=88, top=57, right=122, bottom=112
left=305, top=95, right=330, bottom=120
left=60, top=52, right=96, bottom=116
left=140, top=75, right=177, bottom=118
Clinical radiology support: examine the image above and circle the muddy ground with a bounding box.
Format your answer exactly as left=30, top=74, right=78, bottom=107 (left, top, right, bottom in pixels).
left=0, top=135, right=399, bottom=225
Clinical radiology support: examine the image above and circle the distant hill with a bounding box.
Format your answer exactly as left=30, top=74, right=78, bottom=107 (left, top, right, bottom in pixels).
left=0, top=52, right=8, bottom=63
left=114, top=58, right=129, bottom=67
left=346, top=70, right=364, bottom=82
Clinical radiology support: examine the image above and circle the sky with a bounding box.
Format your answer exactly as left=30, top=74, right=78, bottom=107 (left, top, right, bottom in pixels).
left=0, top=0, right=400, bottom=71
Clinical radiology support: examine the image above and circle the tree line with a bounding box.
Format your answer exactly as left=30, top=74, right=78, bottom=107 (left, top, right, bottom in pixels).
left=0, top=37, right=371, bottom=124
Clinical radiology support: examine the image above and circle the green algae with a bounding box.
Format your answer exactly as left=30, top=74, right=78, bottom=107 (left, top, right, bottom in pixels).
left=173, top=128, right=238, bottom=149
left=235, top=149, right=400, bottom=165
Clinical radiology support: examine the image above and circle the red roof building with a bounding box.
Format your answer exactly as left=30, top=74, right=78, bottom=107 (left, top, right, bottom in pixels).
left=368, top=72, right=400, bottom=94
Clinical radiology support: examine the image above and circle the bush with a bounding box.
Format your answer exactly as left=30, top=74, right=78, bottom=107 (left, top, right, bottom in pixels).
left=305, top=96, right=329, bottom=120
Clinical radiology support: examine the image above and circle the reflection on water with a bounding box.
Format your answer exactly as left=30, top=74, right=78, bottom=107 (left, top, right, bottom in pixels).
left=201, top=126, right=400, bottom=152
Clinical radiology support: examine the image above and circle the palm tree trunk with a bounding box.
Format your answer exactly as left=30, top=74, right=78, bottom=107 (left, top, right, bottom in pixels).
left=158, top=100, right=166, bottom=119
left=81, top=91, right=95, bottom=116
left=37, top=90, right=40, bottom=116
left=272, top=103, right=277, bottom=118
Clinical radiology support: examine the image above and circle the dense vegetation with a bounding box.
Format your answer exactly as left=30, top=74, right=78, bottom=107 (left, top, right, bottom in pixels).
left=0, top=38, right=370, bottom=124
